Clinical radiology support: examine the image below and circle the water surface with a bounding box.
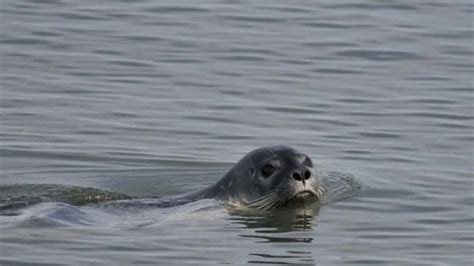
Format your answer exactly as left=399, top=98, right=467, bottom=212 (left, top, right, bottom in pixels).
left=1, top=0, right=473, bottom=265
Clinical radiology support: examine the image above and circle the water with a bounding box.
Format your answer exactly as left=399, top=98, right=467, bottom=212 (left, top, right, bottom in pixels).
left=1, top=0, right=473, bottom=265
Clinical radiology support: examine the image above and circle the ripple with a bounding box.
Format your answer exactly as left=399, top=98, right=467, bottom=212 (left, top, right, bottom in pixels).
left=265, top=106, right=318, bottom=115
left=301, top=41, right=356, bottom=48
left=420, top=30, right=474, bottom=40
left=301, top=22, right=372, bottom=29
left=263, top=5, right=315, bottom=14
left=313, top=68, right=364, bottom=74
left=240, top=234, right=313, bottom=243
left=56, top=12, right=108, bottom=21
left=357, top=132, right=401, bottom=139
left=144, top=6, right=210, bottom=14
left=337, top=49, right=422, bottom=61
left=123, top=35, right=164, bottom=42
left=212, top=55, right=267, bottom=62
left=218, top=15, right=286, bottom=23
left=323, top=3, right=418, bottom=11
left=0, top=38, right=50, bottom=45
left=158, top=58, right=201, bottom=63
left=399, top=111, right=472, bottom=121
left=173, top=81, right=219, bottom=88
left=106, top=60, right=153, bottom=67
left=181, top=115, right=236, bottom=124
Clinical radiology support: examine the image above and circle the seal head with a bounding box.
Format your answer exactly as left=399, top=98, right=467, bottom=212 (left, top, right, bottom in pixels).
left=191, top=145, right=324, bottom=210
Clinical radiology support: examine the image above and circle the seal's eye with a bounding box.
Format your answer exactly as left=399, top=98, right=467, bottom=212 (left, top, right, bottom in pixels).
left=303, top=157, right=313, bottom=167
left=261, top=164, right=276, bottom=178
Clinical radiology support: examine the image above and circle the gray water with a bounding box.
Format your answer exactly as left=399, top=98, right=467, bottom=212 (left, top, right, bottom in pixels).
left=1, top=0, right=473, bottom=265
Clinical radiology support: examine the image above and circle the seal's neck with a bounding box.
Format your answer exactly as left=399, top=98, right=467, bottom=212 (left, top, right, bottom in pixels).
left=170, top=172, right=235, bottom=202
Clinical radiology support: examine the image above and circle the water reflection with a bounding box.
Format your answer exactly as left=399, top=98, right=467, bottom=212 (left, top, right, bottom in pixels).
left=228, top=203, right=320, bottom=264
left=229, top=202, right=320, bottom=236
left=248, top=251, right=315, bottom=265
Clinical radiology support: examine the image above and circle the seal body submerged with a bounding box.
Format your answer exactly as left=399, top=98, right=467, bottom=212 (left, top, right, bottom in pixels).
left=175, top=145, right=325, bottom=210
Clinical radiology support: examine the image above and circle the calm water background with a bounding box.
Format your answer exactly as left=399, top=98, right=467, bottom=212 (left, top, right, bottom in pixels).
left=1, top=0, right=473, bottom=265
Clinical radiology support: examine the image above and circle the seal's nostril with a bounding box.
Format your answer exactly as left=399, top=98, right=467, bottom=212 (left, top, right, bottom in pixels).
left=303, top=170, right=311, bottom=180
left=291, top=172, right=302, bottom=181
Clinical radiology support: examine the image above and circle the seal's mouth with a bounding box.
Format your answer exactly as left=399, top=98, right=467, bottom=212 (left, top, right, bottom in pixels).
left=295, top=190, right=316, bottom=197
left=245, top=186, right=324, bottom=211
left=292, top=190, right=316, bottom=199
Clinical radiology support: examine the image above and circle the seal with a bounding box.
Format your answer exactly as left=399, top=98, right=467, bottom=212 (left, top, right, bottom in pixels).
left=0, top=145, right=329, bottom=213
left=175, top=145, right=325, bottom=210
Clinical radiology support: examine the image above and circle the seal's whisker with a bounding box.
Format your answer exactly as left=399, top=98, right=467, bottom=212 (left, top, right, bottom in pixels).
left=254, top=191, right=284, bottom=211
left=316, top=186, right=326, bottom=199
left=262, top=194, right=280, bottom=210
left=246, top=193, right=278, bottom=210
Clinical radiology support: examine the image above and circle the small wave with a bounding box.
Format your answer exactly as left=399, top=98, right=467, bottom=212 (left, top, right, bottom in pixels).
left=0, top=199, right=223, bottom=229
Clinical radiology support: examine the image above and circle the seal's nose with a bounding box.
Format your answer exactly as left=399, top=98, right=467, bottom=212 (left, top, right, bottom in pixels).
left=291, top=169, right=312, bottom=184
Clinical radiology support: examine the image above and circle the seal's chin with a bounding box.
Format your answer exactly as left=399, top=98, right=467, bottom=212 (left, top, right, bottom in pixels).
left=290, top=190, right=317, bottom=202
left=295, top=191, right=315, bottom=198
